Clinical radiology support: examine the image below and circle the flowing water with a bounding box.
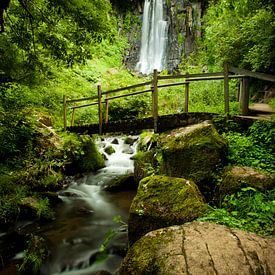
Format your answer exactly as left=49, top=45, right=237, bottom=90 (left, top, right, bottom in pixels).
left=0, top=136, right=138, bottom=275
left=136, top=0, right=168, bottom=75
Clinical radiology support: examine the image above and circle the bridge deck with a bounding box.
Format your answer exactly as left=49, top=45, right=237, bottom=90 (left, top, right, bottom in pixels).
left=67, top=113, right=218, bottom=134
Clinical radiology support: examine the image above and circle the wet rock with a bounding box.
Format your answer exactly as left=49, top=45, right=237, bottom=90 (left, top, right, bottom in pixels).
left=41, top=191, right=62, bottom=205
left=111, top=138, right=119, bottom=145
left=128, top=175, right=207, bottom=245
left=159, top=121, right=227, bottom=186
left=76, top=207, right=94, bottom=215
left=122, top=147, right=134, bottom=155
left=219, top=166, right=275, bottom=199
left=119, top=222, right=275, bottom=274
left=133, top=151, right=157, bottom=183
left=59, top=191, right=82, bottom=198
left=104, top=145, right=116, bottom=155
left=124, top=136, right=139, bottom=145
left=106, top=231, right=128, bottom=257
left=103, top=174, right=137, bottom=192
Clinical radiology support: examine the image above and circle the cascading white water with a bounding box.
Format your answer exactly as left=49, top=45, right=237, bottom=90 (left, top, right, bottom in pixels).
left=39, top=136, right=139, bottom=275
left=136, top=0, right=168, bottom=75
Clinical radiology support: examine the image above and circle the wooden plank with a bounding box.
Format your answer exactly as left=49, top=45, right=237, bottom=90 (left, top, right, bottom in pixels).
left=240, top=77, right=249, bottom=115
left=66, top=95, right=98, bottom=103
left=152, top=69, right=159, bottom=132
left=187, top=75, right=245, bottom=82
left=102, top=81, right=152, bottom=95
left=71, top=107, right=76, bottom=127
left=229, top=66, right=275, bottom=82
left=63, top=95, right=67, bottom=131
left=224, top=62, right=230, bottom=113
left=97, top=85, right=103, bottom=135
left=185, top=82, right=189, bottom=113
left=158, top=72, right=224, bottom=80
left=71, top=102, right=98, bottom=109
left=105, top=93, right=109, bottom=124
left=158, top=82, right=188, bottom=88
left=106, top=89, right=151, bottom=101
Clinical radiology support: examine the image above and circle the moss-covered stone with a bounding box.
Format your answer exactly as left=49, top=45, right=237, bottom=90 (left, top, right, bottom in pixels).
left=128, top=175, right=207, bottom=245
left=104, top=145, right=115, bottom=155
left=159, top=121, right=227, bottom=186
left=133, top=151, right=158, bottom=183
left=102, top=174, right=138, bottom=192
left=119, top=222, right=275, bottom=275
left=218, top=166, right=275, bottom=200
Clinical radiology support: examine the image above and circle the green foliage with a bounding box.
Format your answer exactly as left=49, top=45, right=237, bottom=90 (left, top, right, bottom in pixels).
left=201, top=0, right=275, bottom=72
left=18, top=235, right=48, bottom=275
left=108, top=96, right=150, bottom=121
left=0, top=0, right=119, bottom=80
left=223, top=120, right=275, bottom=172
left=199, top=187, right=275, bottom=236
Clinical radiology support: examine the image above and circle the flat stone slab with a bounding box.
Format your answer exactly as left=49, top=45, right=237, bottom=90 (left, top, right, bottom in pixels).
left=119, top=222, right=275, bottom=274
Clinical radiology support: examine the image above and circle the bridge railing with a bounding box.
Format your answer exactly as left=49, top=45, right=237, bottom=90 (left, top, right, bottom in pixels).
left=63, top=63, right=275, bottom=133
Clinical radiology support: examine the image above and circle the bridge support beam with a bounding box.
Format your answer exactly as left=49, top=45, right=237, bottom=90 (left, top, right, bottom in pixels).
left=152, top=69, right=159, bottom=132
left=63, top=95, right=67, bottom=131
left=240, top=77, right=249, bottom=116
left=97, top=85, right=103, bottom=135
left=223, top=62, right=230, bottom=114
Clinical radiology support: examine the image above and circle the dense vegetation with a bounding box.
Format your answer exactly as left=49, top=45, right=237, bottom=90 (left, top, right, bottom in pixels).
left=0, top=0, right=274, bottom=272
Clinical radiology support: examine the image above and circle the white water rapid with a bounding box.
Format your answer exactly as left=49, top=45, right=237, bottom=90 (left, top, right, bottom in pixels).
left=136, top=0, right=168, bottom=75
left=39, top=136, right=139, bottom=275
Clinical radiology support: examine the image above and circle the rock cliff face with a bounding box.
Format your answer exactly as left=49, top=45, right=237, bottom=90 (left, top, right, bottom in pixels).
left=124, top=0, right=203, bottom=73
left=119, top=222, right=275, bottom=275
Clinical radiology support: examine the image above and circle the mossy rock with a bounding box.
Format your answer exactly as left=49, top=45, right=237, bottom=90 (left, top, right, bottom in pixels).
left=104, top=145, right=115, bottom=155
left=218, top=166, right=275, bottom=200
left=133, top=151, right=158, bottom=183
left=159, top=121, right=227, bottom=186
left=119, top=222, right=275, bottom=275
left=128, top=175, right=207, bottom=245
left=102, top=174, right=138, bottom=192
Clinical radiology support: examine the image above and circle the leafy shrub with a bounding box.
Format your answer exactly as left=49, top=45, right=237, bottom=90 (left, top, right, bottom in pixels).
left=19, top=235, right=48, bottom=275
left=199, top=187, right=275, bottom=236
left=224, top=132, right=274, bottom=172
left=248, top=120, right=275, bottom=148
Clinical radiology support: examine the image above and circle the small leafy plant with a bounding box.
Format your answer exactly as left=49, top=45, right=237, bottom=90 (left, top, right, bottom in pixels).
left=199, top=187, right=275, bottom=236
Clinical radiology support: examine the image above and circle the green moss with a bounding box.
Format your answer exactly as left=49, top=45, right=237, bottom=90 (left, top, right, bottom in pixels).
left=159, top=123, right=227, bottom=184
left=133, top=151, right=158, bottom=182
left=104, top=145, right=115, bottom=155
left=119, top=229, right=170, bottom=274
left=128, top=175, right=206, bottom=244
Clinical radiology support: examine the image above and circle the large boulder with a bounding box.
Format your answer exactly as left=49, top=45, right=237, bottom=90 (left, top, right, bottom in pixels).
left=119, top=222, right=275, bottom=274
left=159, top=121, right=227, bottom=185
left=128, top=175, right=207, bottom=245
left=219, top=166, right=275, bottom=199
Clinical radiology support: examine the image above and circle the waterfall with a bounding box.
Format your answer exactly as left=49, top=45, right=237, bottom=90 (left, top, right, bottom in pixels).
left=136, top=0, right=168, bottom=75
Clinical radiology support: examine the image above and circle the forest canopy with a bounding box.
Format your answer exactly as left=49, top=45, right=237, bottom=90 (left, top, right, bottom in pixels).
left=201, top=0, right=275, bottom=72
left=0, top=0, right=119, bottom=81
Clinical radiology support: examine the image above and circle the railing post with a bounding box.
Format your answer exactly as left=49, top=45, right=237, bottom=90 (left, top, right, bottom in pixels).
left=105, top=93, right=109, bottom=124
left=240, top=77, right=249, bottom=115
left=63, top=95, right=67, bottom=131
left=71, top=107, right=76, bottom=127
left=184, top=82, right=189, bottom=113
left=223, top=62, right=230, bottom=114
left=152, top=69, right=158, bottom=133
left=97, top=85, right=103, bottom=135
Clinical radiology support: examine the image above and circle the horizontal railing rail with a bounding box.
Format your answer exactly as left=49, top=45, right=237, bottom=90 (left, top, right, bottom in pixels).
left=63, top=63, right=275, bottom=133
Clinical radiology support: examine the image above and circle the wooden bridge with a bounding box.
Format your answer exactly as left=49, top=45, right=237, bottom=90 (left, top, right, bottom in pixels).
left=63, top=63, right=275, bottom=134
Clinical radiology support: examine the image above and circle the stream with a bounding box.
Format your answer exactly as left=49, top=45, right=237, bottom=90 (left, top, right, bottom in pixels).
left=1, top=136, right=138, bottom=275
